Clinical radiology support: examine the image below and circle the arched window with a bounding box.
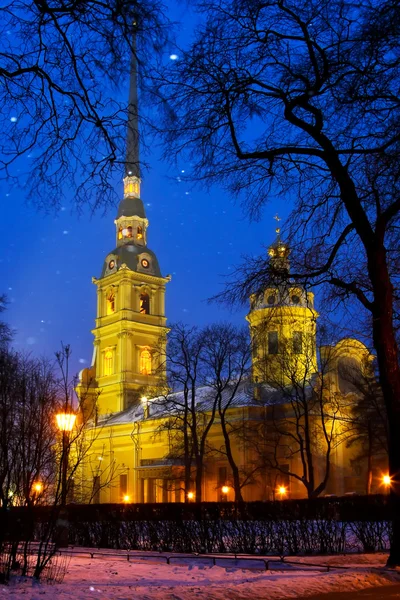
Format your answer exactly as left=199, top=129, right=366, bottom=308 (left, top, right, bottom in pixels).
left=107, top=290, right=115, bottom=315
left=118, top=226, right=123, bottom=240
left=127, top=226, right=133, bottom=238
left=140, top=349, right=152, bottom=375
left=104, top=349, right=114, bottom=376
left=137, top=225, right=143, bottom=239
left=139, top=293, right=150, bottom=315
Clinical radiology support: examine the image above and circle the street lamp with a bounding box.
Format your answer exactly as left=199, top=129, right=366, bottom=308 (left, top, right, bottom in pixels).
left=56, top=412, right=76, bottom=506
left=123, top=494, right=131, bottom=503
left=33, top=482, right=43, bottom=494
left=187, top=491, right=194, bottom=501
left=277, top=485, right=287, bottom=499
left=221, top=485, right=230, bottom=495
left=383, top=474, right=391, bottom=488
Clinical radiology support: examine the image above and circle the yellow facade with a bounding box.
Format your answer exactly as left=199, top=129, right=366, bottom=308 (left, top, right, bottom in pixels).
left=76, top=178, right=385, bottom=504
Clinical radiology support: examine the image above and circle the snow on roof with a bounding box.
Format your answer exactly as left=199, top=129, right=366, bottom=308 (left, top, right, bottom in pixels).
left=99, top=380, right=311, bottom=426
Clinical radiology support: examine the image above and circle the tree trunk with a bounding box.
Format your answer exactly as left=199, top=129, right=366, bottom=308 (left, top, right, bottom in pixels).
left=195, top=460, right=203, bottom=503
left=368, top=246, right=400, bottom=566
left=367, top=422, right=373, bottom=495
left=219, top=410, right=244, bottom=502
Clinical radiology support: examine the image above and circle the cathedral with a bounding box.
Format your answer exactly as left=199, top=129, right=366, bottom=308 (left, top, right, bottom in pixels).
left=76, top=50, right=386, bottom=505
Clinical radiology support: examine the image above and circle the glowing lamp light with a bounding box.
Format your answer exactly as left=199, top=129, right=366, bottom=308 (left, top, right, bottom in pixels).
left=33, top=482, right=43, bottom=493
left=278, top=486, right=287, bottom=498
left=122, top=228, right=129, bottom=237
left=56, top=413, right=76, bottom=432
left=221, top=485, right=230, bottom=495
left=141, top=396, right=148, bottom=403
left=187, top=491, right=194, bottom=500
left=383, top=474, right=391, bottom=486
left=123, top=494, right=131, bottom=503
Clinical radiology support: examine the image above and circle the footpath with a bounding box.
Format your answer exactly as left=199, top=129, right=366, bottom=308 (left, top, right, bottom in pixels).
left=298, top=583, right=400, bottom=599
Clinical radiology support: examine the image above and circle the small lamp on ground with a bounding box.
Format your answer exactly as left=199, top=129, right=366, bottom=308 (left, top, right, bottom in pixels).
left=123, top=494, right=131, bottom=503
left=221, top=485, right=230, bottom=495
left=383, top=474, right=391, bottom=489
left=277, top=485, right=287, bottom=500
left=33, top=482, right=43, bottom=494
left=187, top=491, right=194, bottom=501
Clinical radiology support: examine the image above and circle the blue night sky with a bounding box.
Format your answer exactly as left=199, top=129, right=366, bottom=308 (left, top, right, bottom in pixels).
left=0, top=2, right=293, bottom=377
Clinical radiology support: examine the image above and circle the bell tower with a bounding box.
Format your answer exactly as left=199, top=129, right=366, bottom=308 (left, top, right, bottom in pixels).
left=79, top=27, right=170, bottom=416
left=247, top=219, right=318, bottom=386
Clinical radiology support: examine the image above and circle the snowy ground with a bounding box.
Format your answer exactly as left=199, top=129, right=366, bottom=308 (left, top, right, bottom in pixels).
left=2, top=551, right=400, bottom=599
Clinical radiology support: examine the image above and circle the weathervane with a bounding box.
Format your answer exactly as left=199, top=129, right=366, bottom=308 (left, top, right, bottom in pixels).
left=274, top=213, right=281, bottom=235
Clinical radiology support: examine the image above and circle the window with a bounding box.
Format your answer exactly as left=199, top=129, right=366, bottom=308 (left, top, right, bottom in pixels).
left=139, top=293, right=150, bottom=315
left=93, top=476, right=101, bottom=504
left=268, top=331, right=278, bottom=355
left=140, top=349, right=152, bottom=375
left=118, top=227, right=123, bottom=240
left=104, top=349, right=114, bottom=376
left=127, top=226, right=133, bottom=238
left=293, top=331, right=303, bottom=354
left=137, top=225, right=143, bottom=239
left=107, top=290, right=115, bottom=315
left=120, top=474, right=128, bottom=500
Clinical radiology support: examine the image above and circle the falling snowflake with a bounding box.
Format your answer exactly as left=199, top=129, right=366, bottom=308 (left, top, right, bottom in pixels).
left=169, top=54, right=178, bottom=60
left=10, top=117, right=17, bottom=123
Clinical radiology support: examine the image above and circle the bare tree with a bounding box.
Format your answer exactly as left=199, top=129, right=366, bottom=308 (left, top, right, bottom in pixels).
left=156, top=0, right=400, bottom=564
left=200, top=323, right=252, bottom=502
left=0, top=342, right=117, bottom=581
left=0, top=0, right=170, bottom=210
left=340, top=361, right=389, bottom=494
left=243, top=334, right=344, bottom=499
left=152, top=323, right=214, bottom=502
left=0, top=295, right=12, bottom=348
left=0, top=349, right=57, bottom=510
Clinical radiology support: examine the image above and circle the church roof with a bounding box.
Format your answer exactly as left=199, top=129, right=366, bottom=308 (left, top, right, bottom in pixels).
left=98, top=380, right=313, bottom=426
left=116, top=196, right=146, bottom=219
left=100, top=243, right=162, bottom=278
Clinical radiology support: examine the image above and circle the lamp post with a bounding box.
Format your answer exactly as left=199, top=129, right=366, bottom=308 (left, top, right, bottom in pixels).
left=56, top=412, right=76, bottom=506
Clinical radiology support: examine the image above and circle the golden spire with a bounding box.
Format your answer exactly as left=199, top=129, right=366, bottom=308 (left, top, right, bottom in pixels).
left=124, top=21, right=141, bottom=198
